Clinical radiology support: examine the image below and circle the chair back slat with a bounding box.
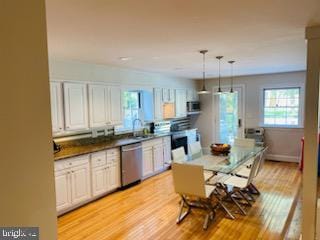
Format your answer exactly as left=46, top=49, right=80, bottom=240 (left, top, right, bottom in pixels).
left=172, top=163, right=206, bottom=198
left=172, top=147, right=186, bottom=162
left=257, top=146, right=268, bottom=175
left=234, top=138, right=255, bottom=148
left=189, top=141, right=203, bottom=160
left=247, top=154, right=261, bottom=185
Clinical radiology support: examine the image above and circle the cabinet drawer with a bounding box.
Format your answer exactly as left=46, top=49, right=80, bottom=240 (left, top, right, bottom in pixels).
left=107, top=148, right=120, bottom=157
left=162, top=136, right=171, bottom=144
left=107, top=156, right=119, bottom=165
left=55, top=155, right=90, bottom=171
left=91, top=151, right=107, bottom=168
left=142, top=138, right=163, bottom=148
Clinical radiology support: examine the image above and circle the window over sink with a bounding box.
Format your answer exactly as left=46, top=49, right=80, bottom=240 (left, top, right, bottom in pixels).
left=122, top=91, right=142, bottom=130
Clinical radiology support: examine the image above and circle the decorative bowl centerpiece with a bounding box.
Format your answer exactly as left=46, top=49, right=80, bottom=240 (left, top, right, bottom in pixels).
left=210, top=143, right=231, bottom=156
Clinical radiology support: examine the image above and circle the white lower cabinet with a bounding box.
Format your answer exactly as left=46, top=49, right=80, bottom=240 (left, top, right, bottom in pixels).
left=55, top=169, right=72, bottom=212
left=142, top=137, right=171, bottom=178
left=54, top=155, right=91, bottom=214
left=54, top=138, right=170, bottom=214
left=70, top=164, right=91, bottom=205
left=163, top=136, right=172, bottom=164
left=153, top=144, right=164, bottom=172
left=92, top=165, right=108, bottom=197
left=142, top=146, right=154, bottom=177
left=91, top=148, right=120, bottom=198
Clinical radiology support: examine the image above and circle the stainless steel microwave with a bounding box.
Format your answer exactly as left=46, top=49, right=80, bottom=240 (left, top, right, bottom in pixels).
left=187, top=101, right=200, bottom=112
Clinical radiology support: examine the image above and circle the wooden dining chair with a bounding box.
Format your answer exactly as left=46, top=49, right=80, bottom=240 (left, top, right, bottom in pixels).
left=234, top=138, right=256, bottom=148
left=172, top=163, right=235, bottom=230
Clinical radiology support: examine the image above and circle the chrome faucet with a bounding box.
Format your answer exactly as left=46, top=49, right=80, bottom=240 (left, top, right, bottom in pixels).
left=132, top=118, right=143, bottom=137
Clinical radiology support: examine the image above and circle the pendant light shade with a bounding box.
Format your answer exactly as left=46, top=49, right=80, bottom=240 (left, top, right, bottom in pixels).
left=216, top=56, right=223, bottom=94
left=228, top=60, right=235, bottom=93
left=198, top=50, right=210, bottom=94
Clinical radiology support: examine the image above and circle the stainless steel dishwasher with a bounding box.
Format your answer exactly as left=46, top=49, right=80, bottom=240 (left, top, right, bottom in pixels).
left=121, top=143, right=142, bottom=187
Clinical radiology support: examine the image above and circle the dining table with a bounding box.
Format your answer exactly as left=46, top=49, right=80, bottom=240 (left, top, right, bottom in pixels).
left=176, top=145, right=265, bottom=174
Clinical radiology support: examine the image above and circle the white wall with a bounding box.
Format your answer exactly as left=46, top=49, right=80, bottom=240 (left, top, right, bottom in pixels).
left=49, top=58, right=196, bottom=89
left=194, top=71, right=305, bottom=162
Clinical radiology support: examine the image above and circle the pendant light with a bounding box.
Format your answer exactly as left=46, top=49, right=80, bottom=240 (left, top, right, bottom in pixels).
left=228, top=60, right=235, bottom=93
left=216, top=56, right=223, bottom=94
left=198, top=50, right=210, bottom=94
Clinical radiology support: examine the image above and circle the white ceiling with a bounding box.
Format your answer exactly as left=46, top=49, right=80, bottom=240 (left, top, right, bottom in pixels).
left=45, top=0, right=320, bottom=79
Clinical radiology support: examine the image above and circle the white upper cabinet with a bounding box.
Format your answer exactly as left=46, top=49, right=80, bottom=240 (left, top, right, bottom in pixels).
left=162, top=88, right=169, bottom=103
left=50, top=82, right=64, bottom=134
left=109, top=86, right=122, bottom=125
left=154, top=88, right=163, bottom=120
left=187, top=89, right=199, bottom=102
left=162, top=88, right=175, bottom=103
left=175, top=89, right=187, bottom=118
left=64, top=82, right=89, bottom=131
left=88, top=84, right=109, bottom=128
left=88, top=84, right=122, bottom=128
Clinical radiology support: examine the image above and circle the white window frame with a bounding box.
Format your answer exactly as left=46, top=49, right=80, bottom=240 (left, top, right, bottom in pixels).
left=259, top=83, right=305, bottom=128
left=114, top=89, right=144, bottom=134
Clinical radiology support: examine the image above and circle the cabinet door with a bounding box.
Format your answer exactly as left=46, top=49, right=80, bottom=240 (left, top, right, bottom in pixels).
left=70, top=163, right=91, bottom=205
left=55, top=169, right=72, bottom=212
left=50, top=82, right=64, bottom=134
left=193, top=90, right=199, bottom=101
left=162, top=88, right=169, bottom=102
left=154, top=88, right=163, bottom=120
left=88, top=84, right=108, bottom=128
left=175, top=89, right=186, bottom=118
left=107, top=162, right=120, bottom=191
left=91, top=166, right=108, bottom=197
left=142, top=147, right=154, bottom=177
left=187, top=89, right=194, bottom=102
left=64, top=82, right=89, bottom=131
left=109, top=86, right=122, bottom=125
left=153, top=144, right=164, bottom=172
left=163, top=137, right=172, bottom=164
left=169, top=89, right=175, bottom=103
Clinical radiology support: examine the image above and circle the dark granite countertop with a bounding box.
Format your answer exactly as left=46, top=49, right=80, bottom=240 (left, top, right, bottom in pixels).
left=54, top=133, right=171, bottom=161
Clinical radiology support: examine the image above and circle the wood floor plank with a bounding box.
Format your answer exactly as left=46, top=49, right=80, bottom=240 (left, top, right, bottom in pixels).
left=58, top=161, right=301, bottom=240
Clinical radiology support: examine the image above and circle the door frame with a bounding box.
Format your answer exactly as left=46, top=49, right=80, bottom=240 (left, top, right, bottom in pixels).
left=212, top=84, right=246, bottom=143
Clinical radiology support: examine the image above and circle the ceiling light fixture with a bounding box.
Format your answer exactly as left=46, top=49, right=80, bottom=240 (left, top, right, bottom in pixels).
left=228, top=60, right=235, bottom=93
left=198, top=50, right=210, bottom=95
left=119, top=57, right=131, bottom=61
left=216, top=56, right=223, bottom=94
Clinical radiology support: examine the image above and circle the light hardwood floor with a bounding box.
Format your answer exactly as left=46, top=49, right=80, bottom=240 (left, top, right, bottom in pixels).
left=58, top=161, right=301, bottom=240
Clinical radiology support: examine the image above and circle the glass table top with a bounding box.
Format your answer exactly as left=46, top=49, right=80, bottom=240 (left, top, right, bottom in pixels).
left=176, top=146, right=264, bottom=174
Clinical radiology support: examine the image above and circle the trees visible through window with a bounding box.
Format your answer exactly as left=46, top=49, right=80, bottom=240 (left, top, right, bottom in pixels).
left=123, top=91, right=141, bottom=130
left=263, top=88, right=300, bottom=126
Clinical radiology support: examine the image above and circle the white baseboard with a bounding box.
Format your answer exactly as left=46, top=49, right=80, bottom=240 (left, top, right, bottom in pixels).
left=266, top=154, right=300, bottom=163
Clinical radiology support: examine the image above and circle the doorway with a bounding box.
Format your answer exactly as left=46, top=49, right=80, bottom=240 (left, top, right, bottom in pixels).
left=213, top=85, right=245, bottom=144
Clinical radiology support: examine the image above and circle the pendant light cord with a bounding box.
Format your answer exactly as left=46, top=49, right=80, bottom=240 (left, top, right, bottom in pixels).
left=216, top=56, right=223, bottom=92
left=203, top=52, right=205, bottom=84
left=228, top=60, right=235, bottom=93
left=218, top=58, right=221, bottom=89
